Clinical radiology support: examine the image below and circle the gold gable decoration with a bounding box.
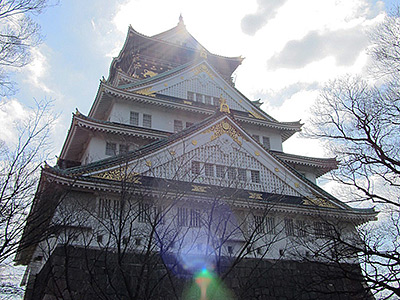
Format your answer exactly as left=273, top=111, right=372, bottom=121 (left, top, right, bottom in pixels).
left=202, top=120, right=247, bottom=146
left=219, top=95, right=230, bottom=113
left=303, top=197, right=337, bottom=208
left=135, top=87, right=156, bottom=97
left=193, top=64, right=214, bottom=79
left=249, top=109, right=266, bottom=120
left=91, top=167, right=141, bottom=184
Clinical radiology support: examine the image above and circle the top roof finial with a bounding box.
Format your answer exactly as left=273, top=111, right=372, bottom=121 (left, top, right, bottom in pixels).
left=178, top=14, right=185, bottom=27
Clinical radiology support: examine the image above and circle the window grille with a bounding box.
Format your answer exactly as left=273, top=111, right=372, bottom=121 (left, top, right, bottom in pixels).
left=139, top=202, right=152, bottom=223
left=119, top=144, right=129, bottom=154
left=143, top=114, right=152, bottom=128
left=204, top=163, right=214, bottom=177
left=238, top=168, right=247, bottom=181
left=255, top=215, right=265, bottom=234
left=296, top=220, right=307, bottom=237
left=204, top=95, right=212, bottom=105
left=190, top=209, right=201, bottom=227
left=105, top=142, right=116, bottom=156
left=187, top=91, right=195, bottom=101
left=130, top=111, right=139, bottom=126
left=266, top=217, right=276, bottom=234
left=251, top=170, right=260, bottom=183
left=191, top=161, right=201, bottom=175
left=174, top=120, right=183, bottom=132
left=177, top=207, right=189, bottom=226
left=195, top=93, right=203, bottom=103
left=285, top=218, right=295, bottom=236
left=227, top=167, right=236, bottom=180
left=98, top=198, right=120, bottom=219
left=262, top=136, right=271, bottom=149
left=216, top=165, right=225, bottom=178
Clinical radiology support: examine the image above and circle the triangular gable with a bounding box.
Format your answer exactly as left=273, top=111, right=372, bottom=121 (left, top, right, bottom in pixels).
left=82, top=114, right=345, bottom=210
left=126, top=60, right=275, bottom=122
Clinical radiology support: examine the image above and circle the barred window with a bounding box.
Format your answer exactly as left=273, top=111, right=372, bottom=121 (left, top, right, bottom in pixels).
left=143, top=114, right=152, bottom=128
left=251, top=170, right=260, bottom=183
left=154, top=206, right=165, bottom=225
left=190, top=209, right=201, bottom=227
left=296, top=220, right=307, bottom=237
left=105, top=142, right=116, bottom=156
left=191, top=161, right=200, bottom=175
left=216, top=165, right=225, bottom=178
left=195, top=93, right=203, bottom=103
left=174, top=120, right=183, bottom=132
left=238, top=168, right=247, bottom=181
left=285, top=218, right=295, bottom=236
left=139, top=202, right=152, bottom=223
left=262, top=136, right=271, bottom=149
left=204, top=163, right=214, bottom=177
left=187, top=91, right=195, bottom=101
left=266, top=217, right=276, bottom=234
left=98, top=198, right=120, bottom=219
left=314, top=221, right=324, bottom=238
left=204, top=95, right=212, bottom=105
left=227, top=167, right=236, bottom=180
left=254, top=215, right=265, bottom=234
left=130, top=111, right=139, bottom=126
left=119, top=144, right=129, bottom=154
left=177, top=207, right=189, bottom=226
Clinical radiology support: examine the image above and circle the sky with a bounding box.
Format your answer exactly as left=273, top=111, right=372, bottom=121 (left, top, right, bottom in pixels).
left=0, top=0, right=397, bottom=165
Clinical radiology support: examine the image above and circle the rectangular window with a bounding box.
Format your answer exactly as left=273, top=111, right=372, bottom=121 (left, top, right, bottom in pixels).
left=177, top=207, right=189, bottom=226
left=285, top=218, right=294, bottom=236
left=139, top=202, right=152, bottom=223
left=98, top=198, right=120, bottom=219
left=262, top=136, right=271, bottom=149
left=191, top=161, right=201, bottom=175
left=174, top=120, right=183, bottom=132
left=143, top=114, right=152, bottom=128
left=204, top=163, right=214, bottom=177
left=251, top=170, right=260, bottom=183
left=105, top=142, right=117, bottom=156
left=254, top=215, right=265, bottom=234
left=204, top=95, right=212, bottom=105
left=153, top=206, right=165, bottom=225
left=119, top=144, right=129, bottom=154
left=130, top=111, right=139, bottom=126
left=216, top=165, right=225, bottom=178
left=252, top=135, right=260, bottom=142
left=296, top=220, right=307, bottom=237
left=195, top=93, right=203, bottom=103
left=190, top=209, right=201, bottom=227
left=227, top=167, right=236, bottom=180
left=186, top=122, right=194, bottom=128
left=266, top=217, right=275, bottom=234
left=238, top=168, right=247, bottom=181
left=213, top=97, right=219, bottom=106
left=187, top=91, right=195, bottom=101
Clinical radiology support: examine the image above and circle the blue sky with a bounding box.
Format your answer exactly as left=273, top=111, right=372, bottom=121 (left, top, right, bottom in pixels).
left=1, top=0, right=397, bottom=162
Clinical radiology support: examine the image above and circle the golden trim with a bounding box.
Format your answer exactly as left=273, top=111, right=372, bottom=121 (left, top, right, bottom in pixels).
left=164, top=83, right=168, bottom=87
left=249, top=192, right=263, bottom=200
left=193, top=64, right=214, bottom=79
left=143, top=69, right=157, bottom=78
left=146, top=160, right=152, bottom=167
left=202, top=120, right=246, bottom=146
left=303, top=197, right=337, bottom=208
left=219, top=96, right=230, bottom=113
left=192, top=185, right=207, bottom=193
left=294, top=182, right=300, bottom=188
left=92, top=168, right=141, bottom=184
left=274, top=168, right=279, bottom=172
left=255, top=151, right=260, bottom=156
left=183, top=100, right=192, bottom=105
left=169, top=150, right=176, bottom=156
left=192, top=140, right=197, bottom=146
left=136, top=87, right=155, bottom=97
left=249, top=109, right=266, bottom=120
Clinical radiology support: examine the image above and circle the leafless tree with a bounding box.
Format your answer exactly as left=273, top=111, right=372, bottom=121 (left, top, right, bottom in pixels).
left=0, top=0, right=57, bottom=96
left=306, top=9, right=400, bottom=299
left=0, top=99, right=57, bottom=299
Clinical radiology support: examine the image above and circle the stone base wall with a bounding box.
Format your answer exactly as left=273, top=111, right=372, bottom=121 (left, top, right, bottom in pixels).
left=24, top=245, right=373, bottom=300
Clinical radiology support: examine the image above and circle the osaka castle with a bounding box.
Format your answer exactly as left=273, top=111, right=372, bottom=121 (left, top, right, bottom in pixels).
left=17, top=17, right=376, bottom=300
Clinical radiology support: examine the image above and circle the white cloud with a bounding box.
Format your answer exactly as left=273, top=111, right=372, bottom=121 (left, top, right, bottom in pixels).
left=24, top=47, right=53, bottom=93
left=0, top=99, right=30, bottom=144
